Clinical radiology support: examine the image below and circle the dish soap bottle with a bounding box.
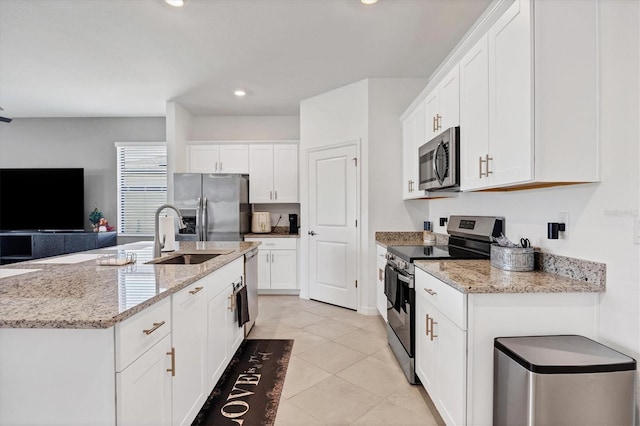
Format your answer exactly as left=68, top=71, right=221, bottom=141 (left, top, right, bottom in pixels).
left=423, top=221, right=436, bottom=244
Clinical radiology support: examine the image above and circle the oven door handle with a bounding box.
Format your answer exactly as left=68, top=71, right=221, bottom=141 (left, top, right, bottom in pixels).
left=396, top=272, right=414, bottom=288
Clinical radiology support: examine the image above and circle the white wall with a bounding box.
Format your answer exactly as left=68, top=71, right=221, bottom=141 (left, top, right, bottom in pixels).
left=299, top=78, right=426, bottom=312
left=0, top=117, right=165, bottom=231
left=411, top=0, right=640, bottom=363
left=300, top=80, right=369, bottom=302
left=190, top=116, right=299, bottom=141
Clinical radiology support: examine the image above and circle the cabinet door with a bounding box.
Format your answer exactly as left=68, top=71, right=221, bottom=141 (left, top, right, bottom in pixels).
left=460, top=34, right=490, bottom=191
left=425, top=90, right=440, bottom=141
left=249, top=145, right=274, bottom=203
left=116, top=333, right=172, bottom=426
left=415, top=295, right=437, bottom=394
left=227, top=283, right=245, bottom=354
left=64, top=234, right=96, bottom=254
left=219, top=144, right=249, bottom=174
left=402, top=103, right=426, bottom=200
left=31, top=234, right=65, bottom=258
left=207, top=288, right=230, bottom=390
left=439, top=64, right=460, bottom=130
left=172, top=282, right=207, bottom=426
left=273, top=144, right=298, bottom=203
left=401, top=114, right=416, bottom=200
left=375, top=246, right=387, bottom=321
left=256, top=250, right=271, bottom=289
left=433, top=311, right=467, bottom=426
left=188, top=146, right=220, bottom=173
left=488, top=0, right=533, bottom=187
left=269, top=249, right=297, bottom=289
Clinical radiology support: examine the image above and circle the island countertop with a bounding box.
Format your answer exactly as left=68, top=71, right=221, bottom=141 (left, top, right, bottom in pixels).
left=0, top=241, right=259, bottom=329
left=415, top=259, right=606, bottom=294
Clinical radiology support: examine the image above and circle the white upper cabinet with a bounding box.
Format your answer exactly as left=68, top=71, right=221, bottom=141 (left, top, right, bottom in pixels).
left=459, top=0, right=598, bottom=191
left=187, top=144, right=249, bottom=174
left=460, top=34, right=490, bottom=191
left=249, top=143, right=298, bottom=203
left=402, top=101, right=426, bottom=200
left=425, top=65, right=460, bottom=141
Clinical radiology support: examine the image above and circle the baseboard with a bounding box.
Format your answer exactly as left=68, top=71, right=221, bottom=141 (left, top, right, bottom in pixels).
left=257, top=289, right=300, bottom=296
left=358, top=305, right=380, bottom=316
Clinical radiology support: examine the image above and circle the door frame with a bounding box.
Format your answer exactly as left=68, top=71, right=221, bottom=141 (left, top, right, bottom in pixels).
left=300, top=139, right=361, bottom=311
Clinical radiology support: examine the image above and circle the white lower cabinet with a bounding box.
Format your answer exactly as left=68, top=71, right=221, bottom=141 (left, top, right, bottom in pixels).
left=415, top=280, right=466, bottom=426
left=171, top=280, right=208, bottom=426
left=245, top=237, right=297, bottom=291
left=415, top=267, right=599, bottom=425
left=116, top=333, right=173, bottom=426
left=375, top=244, right=387, bottom=321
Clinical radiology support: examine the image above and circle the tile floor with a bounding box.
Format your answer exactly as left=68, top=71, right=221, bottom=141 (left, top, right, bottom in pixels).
left=247, top=295, right=445, bottom=425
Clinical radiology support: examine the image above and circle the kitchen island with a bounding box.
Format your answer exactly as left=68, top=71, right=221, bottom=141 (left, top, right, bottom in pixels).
left=0, top=240, right=259, bottom=426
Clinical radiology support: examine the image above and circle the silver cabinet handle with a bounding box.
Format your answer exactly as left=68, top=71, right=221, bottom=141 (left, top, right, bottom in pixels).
left=479, top=156, right=484, bottom=178
left=271, top=253, right=274, bottom=262
left=215, top=161, right=218, bottom=172
left=275, top=190, right=278, bottom=200
left=424, top=288, right=437, bottom=296
left=189, top=286, right=204, bottom=295
left=219, top=162, right=222, bottom=171
left=270, top=190, right=273, bottom=200
left=485, top=154, right=493, bottom=176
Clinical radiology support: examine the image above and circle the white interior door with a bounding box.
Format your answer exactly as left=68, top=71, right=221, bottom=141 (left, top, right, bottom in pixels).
left=308, top=144, right=358, bottom=310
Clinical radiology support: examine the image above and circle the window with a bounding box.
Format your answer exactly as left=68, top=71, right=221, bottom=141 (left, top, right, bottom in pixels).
left=116, top=142, right=167, bottom=236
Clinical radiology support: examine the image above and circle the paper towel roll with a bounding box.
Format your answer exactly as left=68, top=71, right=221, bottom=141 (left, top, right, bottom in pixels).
left=159, top=216, right=176, bottom=252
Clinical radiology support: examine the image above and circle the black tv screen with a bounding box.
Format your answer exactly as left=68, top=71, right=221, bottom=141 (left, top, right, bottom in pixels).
left=0, top=168, right=85, bottom=231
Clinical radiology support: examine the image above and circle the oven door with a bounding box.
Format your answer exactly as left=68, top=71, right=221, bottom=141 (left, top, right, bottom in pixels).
left=385, top=265, right=415, bottom=357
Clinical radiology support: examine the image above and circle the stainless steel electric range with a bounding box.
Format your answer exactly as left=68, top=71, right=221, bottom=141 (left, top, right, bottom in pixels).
left=385, top=215, right=504, bottom=384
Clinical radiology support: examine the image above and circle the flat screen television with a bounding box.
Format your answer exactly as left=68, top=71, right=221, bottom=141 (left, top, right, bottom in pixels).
left=0, top=168, right=85, bottom=232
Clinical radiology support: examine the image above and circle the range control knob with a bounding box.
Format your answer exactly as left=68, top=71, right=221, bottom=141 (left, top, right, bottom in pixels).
left=385, top=253, right=395, bottom=261
left=397, top=260, right=407, bottom=270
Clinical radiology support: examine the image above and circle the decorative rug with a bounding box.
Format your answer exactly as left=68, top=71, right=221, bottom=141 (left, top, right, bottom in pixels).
left=192, top=339, right=294, bottom=426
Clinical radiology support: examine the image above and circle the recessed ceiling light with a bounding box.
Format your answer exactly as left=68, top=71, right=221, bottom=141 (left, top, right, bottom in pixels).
left=361, top=0, right=378, bottom=4
left=165, top=0, right=187, bottom=7
left=234, top=90, right=246, bottom=97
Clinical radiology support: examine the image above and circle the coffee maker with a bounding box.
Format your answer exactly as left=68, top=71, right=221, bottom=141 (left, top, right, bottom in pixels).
left=288, top=214, right=298, bottom=235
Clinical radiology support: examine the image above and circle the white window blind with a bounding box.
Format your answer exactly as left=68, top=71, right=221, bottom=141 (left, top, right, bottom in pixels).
left=116, top=143, right=167, bottom=236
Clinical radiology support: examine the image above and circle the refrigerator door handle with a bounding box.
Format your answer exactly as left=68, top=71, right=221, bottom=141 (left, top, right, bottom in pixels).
left=203, top=197, right=209, bottom=241
left=196, top=197, right=202, bottom=241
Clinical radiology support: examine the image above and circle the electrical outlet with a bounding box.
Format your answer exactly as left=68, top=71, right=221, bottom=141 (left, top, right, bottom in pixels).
left=558, top=212, right=569, bottom=238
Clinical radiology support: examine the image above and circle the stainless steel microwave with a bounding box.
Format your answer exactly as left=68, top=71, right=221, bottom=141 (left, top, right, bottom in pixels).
left=418, top=126, right=460, bottom=191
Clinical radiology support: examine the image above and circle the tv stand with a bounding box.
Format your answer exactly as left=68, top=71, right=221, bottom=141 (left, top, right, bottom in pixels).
left=0, top=232, right=116, bottom=265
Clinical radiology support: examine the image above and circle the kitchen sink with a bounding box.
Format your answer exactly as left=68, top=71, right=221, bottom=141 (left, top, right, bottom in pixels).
left=148, top=253, right=220, bottom=265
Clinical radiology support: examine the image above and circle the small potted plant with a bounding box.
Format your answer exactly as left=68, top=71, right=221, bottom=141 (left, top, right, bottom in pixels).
left=89, top=206, right=104, bottom=232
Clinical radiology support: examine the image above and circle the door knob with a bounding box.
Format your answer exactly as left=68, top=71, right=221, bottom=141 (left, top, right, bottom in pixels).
left=308, top=231, right=316, bottom=236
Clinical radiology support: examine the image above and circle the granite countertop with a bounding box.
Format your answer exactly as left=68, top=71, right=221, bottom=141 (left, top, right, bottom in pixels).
left=415, top=259, right=606, bottom=294
left=0, top=241, right=259, bottom=329
left=245, top=226, right=300, bottom=239
left=375, top=231, right=448, bottom=247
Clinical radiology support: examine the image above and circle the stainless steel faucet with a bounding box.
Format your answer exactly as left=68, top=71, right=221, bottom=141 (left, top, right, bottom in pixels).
left=154, top=204, right=186, bottom=258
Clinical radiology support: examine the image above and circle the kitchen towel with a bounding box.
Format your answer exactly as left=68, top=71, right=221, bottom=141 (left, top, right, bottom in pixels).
left=384, top=264, right=397, bottom=308
left=158, top=215, right=175, bottom=252
left=236, top=284, right=250, bottom=327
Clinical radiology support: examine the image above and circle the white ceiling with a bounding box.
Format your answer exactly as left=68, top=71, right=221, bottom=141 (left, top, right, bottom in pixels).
left=0, top=0, right=491, bottom=118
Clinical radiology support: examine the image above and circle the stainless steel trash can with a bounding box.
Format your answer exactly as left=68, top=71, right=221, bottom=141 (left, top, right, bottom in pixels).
left=494, top=335, right=636, bottom=426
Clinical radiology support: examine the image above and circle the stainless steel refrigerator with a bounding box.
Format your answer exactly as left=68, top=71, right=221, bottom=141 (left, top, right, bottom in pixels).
left=173, top=173, right=250, bottom=241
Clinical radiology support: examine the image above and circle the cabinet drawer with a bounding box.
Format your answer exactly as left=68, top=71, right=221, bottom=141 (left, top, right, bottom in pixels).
left=245, top=237, right=296, bottom=250
left=115, top=297, right=171, bottom=372
left=415, top=268, right=466, bottom=330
